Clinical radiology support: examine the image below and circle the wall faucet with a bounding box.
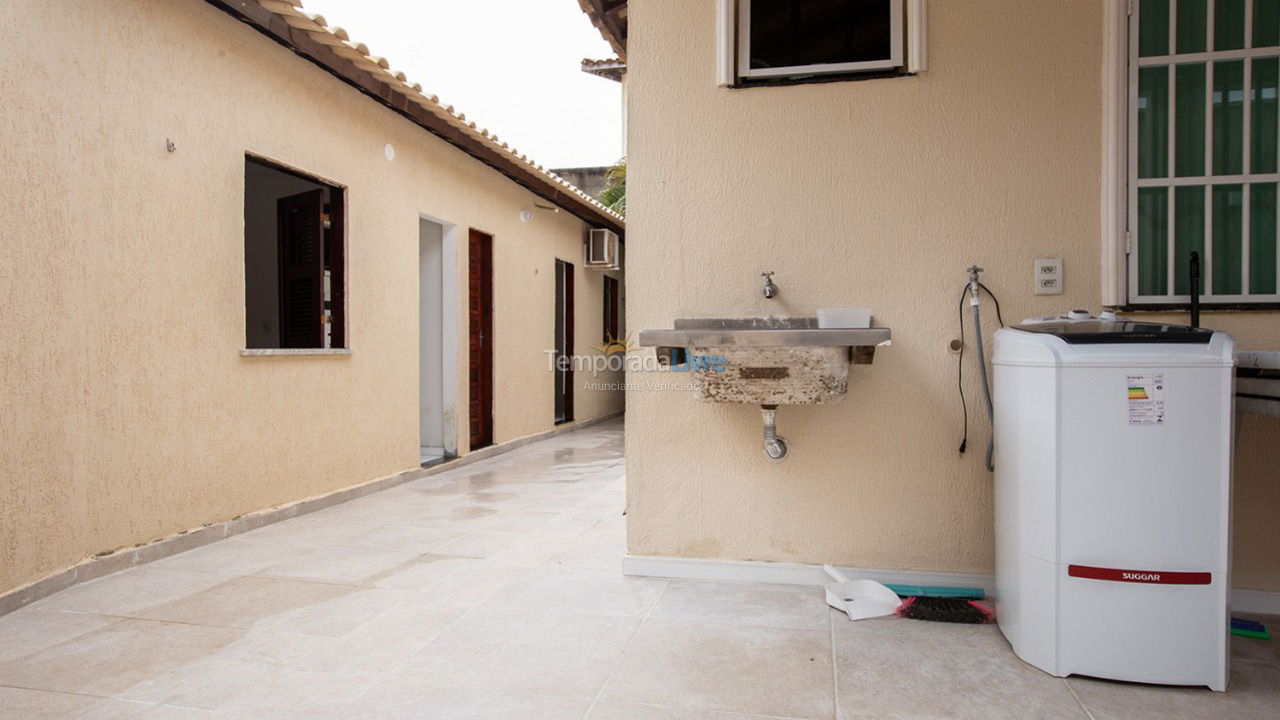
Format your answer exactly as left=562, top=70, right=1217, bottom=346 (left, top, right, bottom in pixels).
left=761, top=271, right=778, bottom=299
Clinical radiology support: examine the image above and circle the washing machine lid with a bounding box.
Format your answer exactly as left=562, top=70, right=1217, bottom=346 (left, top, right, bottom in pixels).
left=1011, top=320, right=1214, bottom=345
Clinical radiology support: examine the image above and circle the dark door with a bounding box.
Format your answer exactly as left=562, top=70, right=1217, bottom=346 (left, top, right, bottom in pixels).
left=468, top=229, right=494, bottom=449
left=554, top=259, right=574, bottom=424
left=278, top=189, right=325, bottom=348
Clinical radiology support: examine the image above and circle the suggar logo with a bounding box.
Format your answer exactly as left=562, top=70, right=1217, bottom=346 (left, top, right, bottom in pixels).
left=1068, top=565, right=1211, bottom=585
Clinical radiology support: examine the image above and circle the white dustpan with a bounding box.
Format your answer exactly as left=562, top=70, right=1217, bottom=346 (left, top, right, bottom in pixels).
left=823, top=565, right=901, bottom=621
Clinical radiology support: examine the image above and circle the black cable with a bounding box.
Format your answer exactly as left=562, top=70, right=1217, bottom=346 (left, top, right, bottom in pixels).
left=957, top=286, right=970, bottom=454
left=978, top=282, right=1005, bottom=327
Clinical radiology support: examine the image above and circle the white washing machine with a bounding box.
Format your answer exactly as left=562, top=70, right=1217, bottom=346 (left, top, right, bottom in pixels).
left=993, top=313, right=1235, bottom=691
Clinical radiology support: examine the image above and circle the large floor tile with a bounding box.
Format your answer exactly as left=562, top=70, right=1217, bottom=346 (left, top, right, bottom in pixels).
left=832, top=617, right=1086, bottom=720
left=31, top=566, right=227, bottom=616
left=484, top=565, right=666, bottom=618
left=1067, top=659, right=1280, bottom=719
left=399, top=605, right=638, bottom=697
left=341, top=523, right=464, bottom=554
left=257, top=587, right=411, bottom=637
left=0, top=619, right=243, bottom=696
left=134, top=576, right=356, bottom=630
left=215, top=601, right=467, bottom=676
left=121, top=654, right=368, bottom=717
left=600, top=617, right=835, bottom=719
left=1230, top=613, right=1280, bottom=667
left=405, top=557, right=544, bottom=607
left=255, top=547, right=425, bottom=585
left=71, top=700, right=215, bottom=719
left=340, top=683, right=593, bottom=720
left=649, top=580, right=830, bottom=631
left=0, top=686, right=99, bottom=719
left=586, top=701, right=820, bottom=719
left=0, top=607, right=122, bottom=662
left=368, top=554, right=482, bottom=590
left=432, top=529, right=525, bottom=558
left=148, top=536, right=301, bottom=577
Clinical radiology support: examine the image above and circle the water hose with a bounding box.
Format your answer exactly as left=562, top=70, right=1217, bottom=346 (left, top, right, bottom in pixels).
left=964, top=266, right=996, bottom=473
left=971, top=300, right=995, bottom=472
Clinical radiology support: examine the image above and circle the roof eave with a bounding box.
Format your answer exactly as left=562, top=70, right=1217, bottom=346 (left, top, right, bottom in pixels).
left=576, top=0, right=627, bottom=62
left=205, top=0, right=623, bottom=234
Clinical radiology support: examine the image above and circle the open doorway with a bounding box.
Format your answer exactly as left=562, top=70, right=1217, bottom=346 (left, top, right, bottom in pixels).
left=554, top=259, right=574, bottom=425
left=420, top=216, right=459, bottom=465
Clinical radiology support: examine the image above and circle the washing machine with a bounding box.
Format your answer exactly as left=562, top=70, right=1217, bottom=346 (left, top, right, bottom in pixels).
left=993, top=311, right=1235, bottom=691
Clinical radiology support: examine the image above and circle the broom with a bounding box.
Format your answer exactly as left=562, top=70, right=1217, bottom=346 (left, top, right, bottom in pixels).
left=896, top=595, right=994, bottom=624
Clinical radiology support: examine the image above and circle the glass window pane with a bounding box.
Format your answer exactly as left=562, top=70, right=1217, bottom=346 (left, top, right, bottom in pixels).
left=1178, top=0, right=1209, bottom=53
left=1214, top=60, right=1245, bottom=175
left=1140, top=66, right=1170, bottom=178
left=1176, top=63, right=1207, bottom=176
left=1139, top=187, right=1170, bottom=296
left=1212, top=184, right=1245, bottom=293
left=1175, top=186, right=1207, bottom=294
left=1140, top=0, right=1171, bottom=56
left=1255, top=0, right=1280, bottom=47
left=1251, top=183, right=1278, bottom=293
left=1216, top=0, right=1246, bottom=50
left=1253, top=58, right=1279, bottom=173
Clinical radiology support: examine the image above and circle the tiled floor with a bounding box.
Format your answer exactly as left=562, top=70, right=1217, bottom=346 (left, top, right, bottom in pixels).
left=1, top=419, right=1278, bottom=718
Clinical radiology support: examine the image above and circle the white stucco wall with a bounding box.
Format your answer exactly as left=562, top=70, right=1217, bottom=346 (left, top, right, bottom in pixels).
left=0, top=0, right=623, bottom=595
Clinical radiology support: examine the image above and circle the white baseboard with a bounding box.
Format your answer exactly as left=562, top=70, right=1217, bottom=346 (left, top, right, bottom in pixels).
left=622, top=555, right=1280, bottom=615
left=1233, top=589, right=1280, bottom=615
left=622, top=555, right=995, bottom=595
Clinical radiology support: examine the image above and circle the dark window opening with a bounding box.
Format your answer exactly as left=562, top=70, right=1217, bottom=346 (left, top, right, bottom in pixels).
left=603, top=276, right=620, bottom=342
left=244, top=156, right=345, bottom=349
left=739, top=0, right=903, bottom=83
left=554, top=259, right=575, bottom=425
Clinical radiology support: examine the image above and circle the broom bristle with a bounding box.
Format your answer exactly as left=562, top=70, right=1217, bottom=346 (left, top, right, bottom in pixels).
left=896, top=596, right=994, bottom=624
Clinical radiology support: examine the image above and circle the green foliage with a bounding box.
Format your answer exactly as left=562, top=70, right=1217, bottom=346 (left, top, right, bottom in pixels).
left=597, top=158, right=626, bottom=215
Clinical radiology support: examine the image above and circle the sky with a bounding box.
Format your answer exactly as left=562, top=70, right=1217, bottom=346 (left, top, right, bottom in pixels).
left=300, top=0, right=623, bottom=169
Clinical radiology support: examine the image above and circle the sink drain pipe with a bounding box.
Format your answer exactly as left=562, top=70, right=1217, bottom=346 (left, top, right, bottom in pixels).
left=761, top=404, right=789, bottom=462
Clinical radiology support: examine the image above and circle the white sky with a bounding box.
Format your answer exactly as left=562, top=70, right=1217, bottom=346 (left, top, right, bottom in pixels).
left=300, top=0, right=622, bottom=169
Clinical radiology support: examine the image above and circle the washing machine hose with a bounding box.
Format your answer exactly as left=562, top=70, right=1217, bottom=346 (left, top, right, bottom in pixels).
left=971, top=301, right=995, bottom=472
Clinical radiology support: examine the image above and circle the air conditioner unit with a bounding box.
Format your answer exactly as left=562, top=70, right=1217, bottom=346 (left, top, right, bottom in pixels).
left=585, top=228, right=621, bottom=270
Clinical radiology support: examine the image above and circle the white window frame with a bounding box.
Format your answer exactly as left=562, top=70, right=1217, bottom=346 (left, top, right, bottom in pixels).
left=1106, top=0, right=1280, bottom=307
left=717, top=0, right=927, bottom=86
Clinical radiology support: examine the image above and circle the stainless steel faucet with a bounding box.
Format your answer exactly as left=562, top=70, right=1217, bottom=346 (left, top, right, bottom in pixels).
left=761, top=271, right=778, bottom=299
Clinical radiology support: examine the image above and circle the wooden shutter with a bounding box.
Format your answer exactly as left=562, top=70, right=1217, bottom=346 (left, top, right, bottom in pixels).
left=277, top=189, right=325, bottom=348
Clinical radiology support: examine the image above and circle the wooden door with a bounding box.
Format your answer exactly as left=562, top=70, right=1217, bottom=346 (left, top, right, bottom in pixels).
left=468, top=229, right=494, bottom=449
left=277, top=189, right=325, bottom=348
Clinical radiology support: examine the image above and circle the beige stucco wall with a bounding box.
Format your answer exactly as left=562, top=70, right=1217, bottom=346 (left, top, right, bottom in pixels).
left=0, top=0, right=622, bottom=595
left=625, top=0, right=1280, bottom=589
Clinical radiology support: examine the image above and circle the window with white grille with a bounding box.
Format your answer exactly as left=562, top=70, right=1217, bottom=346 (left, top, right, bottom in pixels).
left=1129, top=0, right=1280, bottom=305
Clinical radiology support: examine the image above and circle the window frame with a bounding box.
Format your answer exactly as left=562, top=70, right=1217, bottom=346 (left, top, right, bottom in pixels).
left=1121, top=0, right=1280, bottom=308
left=718, top=0, right=926, bottom=87
left=736, top=0, right=904, bottom=80
left=242, top=154, right=348, bottom=351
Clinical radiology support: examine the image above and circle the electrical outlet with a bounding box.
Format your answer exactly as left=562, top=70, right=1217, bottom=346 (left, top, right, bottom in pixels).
left=1034, top=258, right=1062, bottom=295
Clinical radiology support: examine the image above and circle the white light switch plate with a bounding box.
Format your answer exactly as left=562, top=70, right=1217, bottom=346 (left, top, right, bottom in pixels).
left=1034, top=258, right=1062, bottom=295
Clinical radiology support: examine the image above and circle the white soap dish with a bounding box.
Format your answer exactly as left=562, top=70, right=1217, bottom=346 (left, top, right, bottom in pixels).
left=817, top=308, right=872, bottom=329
